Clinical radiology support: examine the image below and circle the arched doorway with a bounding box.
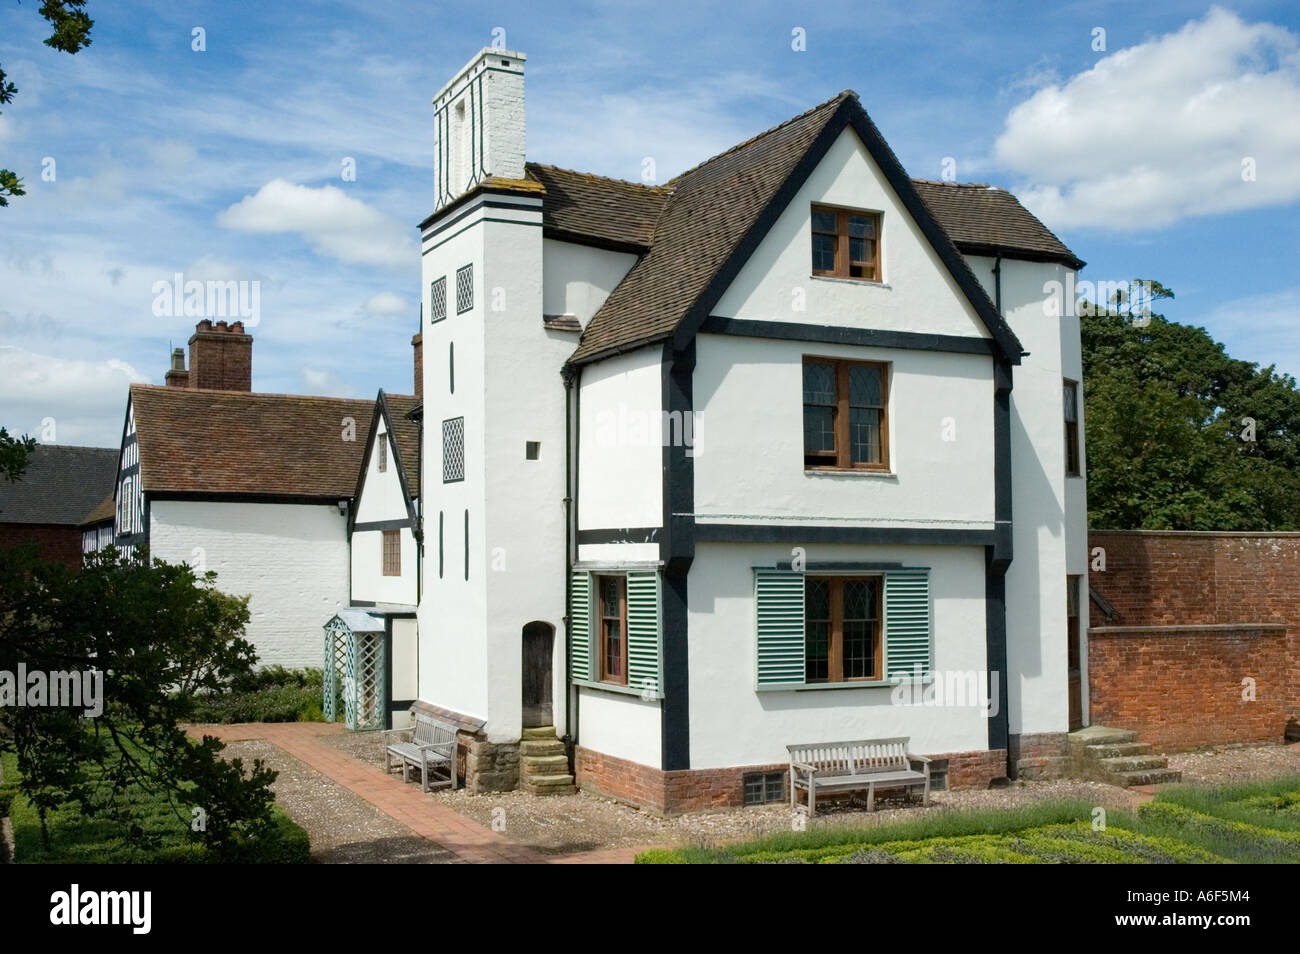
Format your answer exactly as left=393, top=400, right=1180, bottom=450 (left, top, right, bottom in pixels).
left=521, top=621, right=555, bottom=728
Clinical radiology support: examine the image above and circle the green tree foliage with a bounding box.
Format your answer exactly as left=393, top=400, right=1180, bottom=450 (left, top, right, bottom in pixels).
left=1, top=1, right=93, bottom=207
left=0, top=544, right=280, bottom=857
left=1082, top=283, right=1300, bottom=530
left=0, top=426, right=37, bottom=481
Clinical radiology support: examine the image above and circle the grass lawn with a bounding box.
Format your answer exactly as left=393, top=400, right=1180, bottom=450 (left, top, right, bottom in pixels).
left=1, top=749, right=309, bottom=864
left=637, top=776, right=1300, bottom=864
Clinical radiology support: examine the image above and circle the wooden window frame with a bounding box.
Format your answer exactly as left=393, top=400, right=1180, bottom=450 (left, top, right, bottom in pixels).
left=377, top=433, right=388, bottom=473
left=1063, top=379, right=1081, bottom=477
left=804, top=575, right=884, bottom=684
left=811, top=204, right=882, bottom=282
left=803, top=357, right=890, bottom=472
left=595, top=574, right=629, bottom=686
left=382, top=529, right=401, bottom=577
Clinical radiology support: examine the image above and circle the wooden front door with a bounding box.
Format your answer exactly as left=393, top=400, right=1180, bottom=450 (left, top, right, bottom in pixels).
left=521, top=621, right=554, bottom=728
left=1067, top=575, right=1082, bottom=730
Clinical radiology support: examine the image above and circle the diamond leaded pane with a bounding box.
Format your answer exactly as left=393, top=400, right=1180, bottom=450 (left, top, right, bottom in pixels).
left=430, top=276, right=447, bottom=322
left=848, top=365, right=881, bottom=406
left=442, top=417, right=465, bottom=482
left=455, top=264, right=473, bottom=314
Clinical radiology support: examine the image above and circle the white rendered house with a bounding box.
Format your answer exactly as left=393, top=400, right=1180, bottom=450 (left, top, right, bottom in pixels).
left=414, top=48, right=1087, bottom=808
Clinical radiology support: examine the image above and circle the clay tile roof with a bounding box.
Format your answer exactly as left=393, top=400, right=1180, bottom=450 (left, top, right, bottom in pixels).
left=525, top=163, right=667, bottom=251
left=82, top=491, right=116, bottom=527
left=381, top=392, right=421, bottom=498
left=910, top=179, right=1084, bottom=270
left=569, top=92, right=850, bottom=364
left=129, top=384, right=375, bottom=498
left=0, top=444, right=119, bottom=525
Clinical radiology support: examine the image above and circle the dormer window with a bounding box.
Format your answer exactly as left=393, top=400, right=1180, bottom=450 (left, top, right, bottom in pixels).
left=812, top=205, right=881, bottom=282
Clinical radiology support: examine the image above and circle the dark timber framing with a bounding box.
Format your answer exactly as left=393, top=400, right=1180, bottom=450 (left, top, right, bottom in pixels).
left=698, top=524, right=996, bottom=546
left=660, top=340, right=695, bottom=771
left=986, top=359, right=1014, bottom=757
left=700, top=316, right=996, bottom=357
left=348, top=390, right=419, bottom=540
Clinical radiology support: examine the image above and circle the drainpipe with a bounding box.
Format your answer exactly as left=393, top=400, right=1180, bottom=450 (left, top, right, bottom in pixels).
left=992, top=254, right=1003, bottom=315
left=561, top=365, right=579, bottom=768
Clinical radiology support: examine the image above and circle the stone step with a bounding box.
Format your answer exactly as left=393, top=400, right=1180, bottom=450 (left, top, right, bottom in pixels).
left=1099, top=755, right=1169, bottom=773
left=1068, top=725, right=1139, bottom=747
left=1111, top=767, right=1182, bottom=787
left=521, top=755, right=571, bottom=776
left=519, top=773, right=575, bottom=795
left=520, top=739, right=565, bottom=757
left=1086, top=742, right=1151, bottom=759
left=521, top=726, right=559, bottom=740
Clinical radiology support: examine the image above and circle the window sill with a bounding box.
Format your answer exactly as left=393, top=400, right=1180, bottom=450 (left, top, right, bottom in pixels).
left=573, top=679, right=662, bottom=701
left=810, top=275, right=892, bottom=289
left=805, top=467, right=896, bottom=479
left=757, top=676, right=931, bottom=692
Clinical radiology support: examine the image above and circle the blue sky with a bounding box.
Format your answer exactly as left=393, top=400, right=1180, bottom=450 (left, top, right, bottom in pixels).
left=2, top=0, right=1298, bottom=446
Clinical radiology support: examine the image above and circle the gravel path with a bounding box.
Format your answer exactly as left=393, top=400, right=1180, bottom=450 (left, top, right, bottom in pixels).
left=1167, top=741, right=1300, bottom=783
left=319, top=731, right=1157, bottom=855
left=222, top=738, right=456, bottom=864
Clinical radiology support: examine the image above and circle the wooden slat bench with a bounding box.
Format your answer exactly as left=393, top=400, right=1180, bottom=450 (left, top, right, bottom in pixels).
left=788, top=737, right=930, bottom=817
left=384, top=713, right=458, bottom=793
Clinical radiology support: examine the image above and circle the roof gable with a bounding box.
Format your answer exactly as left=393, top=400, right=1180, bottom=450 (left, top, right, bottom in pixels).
left=568, top=92, right=1030, bottom=367
left=350, top=391, right=420, bottom=533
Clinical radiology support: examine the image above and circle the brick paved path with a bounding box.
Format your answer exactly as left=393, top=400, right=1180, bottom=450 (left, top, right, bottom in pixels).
left=189, top=722, right=648, bottom=864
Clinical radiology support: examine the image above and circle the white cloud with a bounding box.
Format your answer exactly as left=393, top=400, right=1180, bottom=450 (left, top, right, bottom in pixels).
left=993, top=7, right=1300, bottom=230
left=298, top=366, right=354, bottom=397
left=217, top=179, right=416, bottom=268
left=1194, top=284, right=1300, bottom=382
left=362, top=291, right=407, bottom=316
left=0, top=347, right=146, bottom=447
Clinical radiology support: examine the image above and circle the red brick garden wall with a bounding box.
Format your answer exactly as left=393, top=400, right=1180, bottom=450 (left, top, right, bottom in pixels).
left=1088, top=531, right=1300, bottom=749
left=1087, top=624, right=1289, bottom=750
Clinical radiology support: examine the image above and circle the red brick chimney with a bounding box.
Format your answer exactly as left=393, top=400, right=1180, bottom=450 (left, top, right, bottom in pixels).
left=412, top=333, right=423, bottom=399
left=164, top=347, right=189, bottom=388
left=186, top=319, right=252, bottom=391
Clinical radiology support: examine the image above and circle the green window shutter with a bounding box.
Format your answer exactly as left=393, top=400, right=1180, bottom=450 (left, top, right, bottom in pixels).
left=885, top=569, right=931, bottom=680
left=570, top=570, right=593, bottom=683
left=755, top=570, right=805, bottom=687
left=626, top=570, right=661, bottom=696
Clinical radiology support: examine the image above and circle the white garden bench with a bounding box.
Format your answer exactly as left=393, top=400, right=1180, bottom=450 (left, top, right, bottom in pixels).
left=384, top=713, right=458, bottom=792
left=788, top=737, right=930, bottom=817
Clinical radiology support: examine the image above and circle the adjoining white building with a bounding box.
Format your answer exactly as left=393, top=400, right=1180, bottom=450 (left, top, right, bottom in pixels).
left=102, top=321, right=376, bottom=670
left=412, top=47, right=1088, bottom=811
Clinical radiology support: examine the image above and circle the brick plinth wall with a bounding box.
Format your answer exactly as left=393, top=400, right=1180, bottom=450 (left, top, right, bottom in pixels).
left=576, top=745, right=1004, bottom=814
left=1088, top=624, right=1289, bottom=751
left=1089, top=530, right=1300, bottom=739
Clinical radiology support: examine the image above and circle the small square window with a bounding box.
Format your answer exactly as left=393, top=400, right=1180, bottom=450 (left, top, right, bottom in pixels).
left=525, top=441, right=540, bottom=460
left=743, top=772, right=786, bottom=805
left=811, top=205, right=882, bottom=282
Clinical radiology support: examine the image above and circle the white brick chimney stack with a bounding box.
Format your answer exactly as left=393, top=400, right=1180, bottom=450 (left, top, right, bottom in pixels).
left=432, top=48, right=526, bottom=211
